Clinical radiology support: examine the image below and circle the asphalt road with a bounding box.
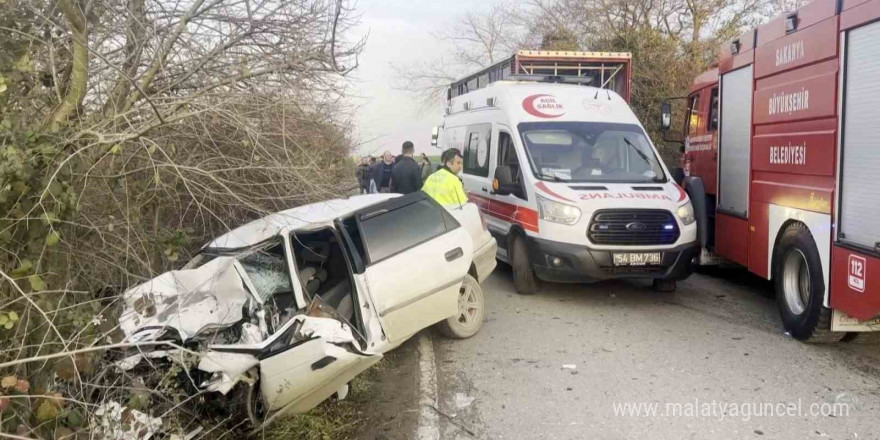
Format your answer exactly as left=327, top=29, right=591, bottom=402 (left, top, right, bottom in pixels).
left=433, top=266, right=880, bottom=440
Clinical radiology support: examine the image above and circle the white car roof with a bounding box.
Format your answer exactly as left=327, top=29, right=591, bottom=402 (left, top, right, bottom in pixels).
left=206, top=193, right=400, bottom=249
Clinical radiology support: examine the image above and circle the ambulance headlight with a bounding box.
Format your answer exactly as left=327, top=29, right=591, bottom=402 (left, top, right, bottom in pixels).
left=537, top=194, right=581, bottom=225
left=677, top=201, right=696, bottom=225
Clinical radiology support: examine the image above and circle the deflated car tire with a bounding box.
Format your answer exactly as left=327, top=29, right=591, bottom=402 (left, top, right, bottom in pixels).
left=436, top=274, right=484, bottom=339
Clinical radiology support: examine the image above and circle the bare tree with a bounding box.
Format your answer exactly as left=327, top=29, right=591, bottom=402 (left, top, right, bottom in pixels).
left=392, top=1, right=528, bottom=108
left=0, top=0, right=366, bottom=436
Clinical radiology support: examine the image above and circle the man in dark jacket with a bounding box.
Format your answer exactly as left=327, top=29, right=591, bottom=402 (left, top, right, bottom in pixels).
left=369, top=151, right=394, bottom=192
left=390, top=141, right=423, bottom=194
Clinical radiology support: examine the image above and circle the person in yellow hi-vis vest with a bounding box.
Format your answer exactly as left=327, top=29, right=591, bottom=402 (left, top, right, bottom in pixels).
left=422, top=148, right=468, bottom=207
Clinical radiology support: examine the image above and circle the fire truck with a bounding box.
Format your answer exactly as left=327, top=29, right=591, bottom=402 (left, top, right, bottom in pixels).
left=660, top=0, right=880, bottom=341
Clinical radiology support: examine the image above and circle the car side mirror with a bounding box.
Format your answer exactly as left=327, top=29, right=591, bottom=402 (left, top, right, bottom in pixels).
left=493, top=166, right=516, bottom=196
left=670, top=167, right=685, bottom=186
left=660, top=102, right=672, bottom=132
left=431, top=126, right=440, bottom=148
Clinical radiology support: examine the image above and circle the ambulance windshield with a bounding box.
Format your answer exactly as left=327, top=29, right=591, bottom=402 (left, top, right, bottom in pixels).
left=518, top=121, right=666, bottom=183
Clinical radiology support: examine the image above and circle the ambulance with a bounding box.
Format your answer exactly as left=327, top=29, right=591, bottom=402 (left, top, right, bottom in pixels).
left=432, top=51, right=698, bottom=294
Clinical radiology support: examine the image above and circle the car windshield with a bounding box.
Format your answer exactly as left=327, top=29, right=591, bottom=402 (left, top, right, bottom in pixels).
left=517, top=121, right=667, bottom=183
left=186, top=239, right=293, bottom=303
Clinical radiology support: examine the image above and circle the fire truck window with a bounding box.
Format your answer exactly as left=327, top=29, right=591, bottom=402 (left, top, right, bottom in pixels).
left=687, top=94, right=702, bottom=135
left=708, top=88, right=719, bottom=132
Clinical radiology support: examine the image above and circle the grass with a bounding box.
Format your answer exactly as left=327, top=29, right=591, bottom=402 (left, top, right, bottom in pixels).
left=261, top=359, right=386, bottom=440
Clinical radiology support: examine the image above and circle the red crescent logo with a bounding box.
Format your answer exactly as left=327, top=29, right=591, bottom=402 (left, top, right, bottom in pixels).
left=523, top=94, right=565, bottom=118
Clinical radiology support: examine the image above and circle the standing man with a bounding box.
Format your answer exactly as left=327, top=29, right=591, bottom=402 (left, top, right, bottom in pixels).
left=390, top=141, right=423, bottom=194
left=370, top=151, right=394, bottom=193
left=420, top=153, right=433, bottom=183
left=356, top=156, right=371, bottom=194
left=422, top=148, right=468, bottom=207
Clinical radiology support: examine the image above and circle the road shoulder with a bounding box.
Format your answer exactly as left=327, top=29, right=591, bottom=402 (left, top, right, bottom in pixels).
left=355, top=335, right=422, bottom=440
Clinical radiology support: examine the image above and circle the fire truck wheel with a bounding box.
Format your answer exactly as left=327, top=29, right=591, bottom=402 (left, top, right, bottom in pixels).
left=511, top=235, right=538, bottom=295
left=773, top=224, right=843, bottom=343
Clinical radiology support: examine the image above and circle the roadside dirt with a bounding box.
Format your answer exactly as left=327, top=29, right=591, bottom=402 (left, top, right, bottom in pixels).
left=355, top=337, right=421, bottom=440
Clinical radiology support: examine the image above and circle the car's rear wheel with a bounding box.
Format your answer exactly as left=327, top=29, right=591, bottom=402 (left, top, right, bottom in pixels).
left=436, top=274, right=484, bottom=339
left=773, top=224, right=843, bottom=343
left=511, top=235, right=538, bottom=295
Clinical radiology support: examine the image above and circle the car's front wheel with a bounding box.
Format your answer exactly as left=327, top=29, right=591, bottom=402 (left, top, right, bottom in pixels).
left=246, top=381, right=267, bottom=427
left=436, top=274, right=484, bottom=339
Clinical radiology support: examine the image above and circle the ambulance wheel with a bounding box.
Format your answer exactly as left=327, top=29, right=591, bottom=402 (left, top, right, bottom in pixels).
left=652, top=279, right=676, bottom=292
left=511, top=235, right=538, bottom=295
left=436, top=274, right=484, bottom=339
left=773, top=224, right=844, bottom=343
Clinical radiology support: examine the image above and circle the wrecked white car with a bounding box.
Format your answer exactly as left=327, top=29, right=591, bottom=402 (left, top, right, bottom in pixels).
left=117, top=192, right=496, bottom=427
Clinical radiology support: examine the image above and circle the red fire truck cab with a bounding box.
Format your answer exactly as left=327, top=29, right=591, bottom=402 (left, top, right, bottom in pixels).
left=661, top=0, right=880, bottom=341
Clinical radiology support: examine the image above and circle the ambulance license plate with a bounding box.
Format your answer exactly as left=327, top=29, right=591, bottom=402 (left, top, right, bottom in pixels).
left=613, top=252, right=661, bottom=266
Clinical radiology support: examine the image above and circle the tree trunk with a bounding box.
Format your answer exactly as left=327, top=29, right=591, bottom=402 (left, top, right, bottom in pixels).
left=103, top=0, right=146, bottom=117
left=47, top=0, right=89, bottom=131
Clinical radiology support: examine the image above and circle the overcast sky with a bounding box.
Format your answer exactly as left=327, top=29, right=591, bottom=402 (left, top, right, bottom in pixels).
left=349, top=0, right=479, bottom=158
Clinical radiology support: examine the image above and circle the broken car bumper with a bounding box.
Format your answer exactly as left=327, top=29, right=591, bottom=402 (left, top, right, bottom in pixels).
left=526, top=237, right=698, bottom=283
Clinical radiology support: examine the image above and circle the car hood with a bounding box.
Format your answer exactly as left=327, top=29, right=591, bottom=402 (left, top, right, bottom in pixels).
left=119, top=256, right=252, bottom=343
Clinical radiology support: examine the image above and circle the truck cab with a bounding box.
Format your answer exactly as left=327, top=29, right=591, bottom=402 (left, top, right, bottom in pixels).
left=679, top=68, right=721, bottom=264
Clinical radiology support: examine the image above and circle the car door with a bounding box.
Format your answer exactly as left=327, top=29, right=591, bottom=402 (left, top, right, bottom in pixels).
left=259, top=334, right=380, bottom=414
left=207, top=313, right=380, bottom=418
left=355, top=192, right=473, bottom=343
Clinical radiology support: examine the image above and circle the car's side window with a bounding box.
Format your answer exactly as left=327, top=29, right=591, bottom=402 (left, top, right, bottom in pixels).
left=359, top=198, right=457, bottom=264
left=340, top=216, right=366, bottom=272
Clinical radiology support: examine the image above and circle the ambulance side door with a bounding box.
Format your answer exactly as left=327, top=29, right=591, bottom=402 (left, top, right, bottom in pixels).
left=460, top=123, right=493, bottom=205
left=487, top=124, right=529, bottom=262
